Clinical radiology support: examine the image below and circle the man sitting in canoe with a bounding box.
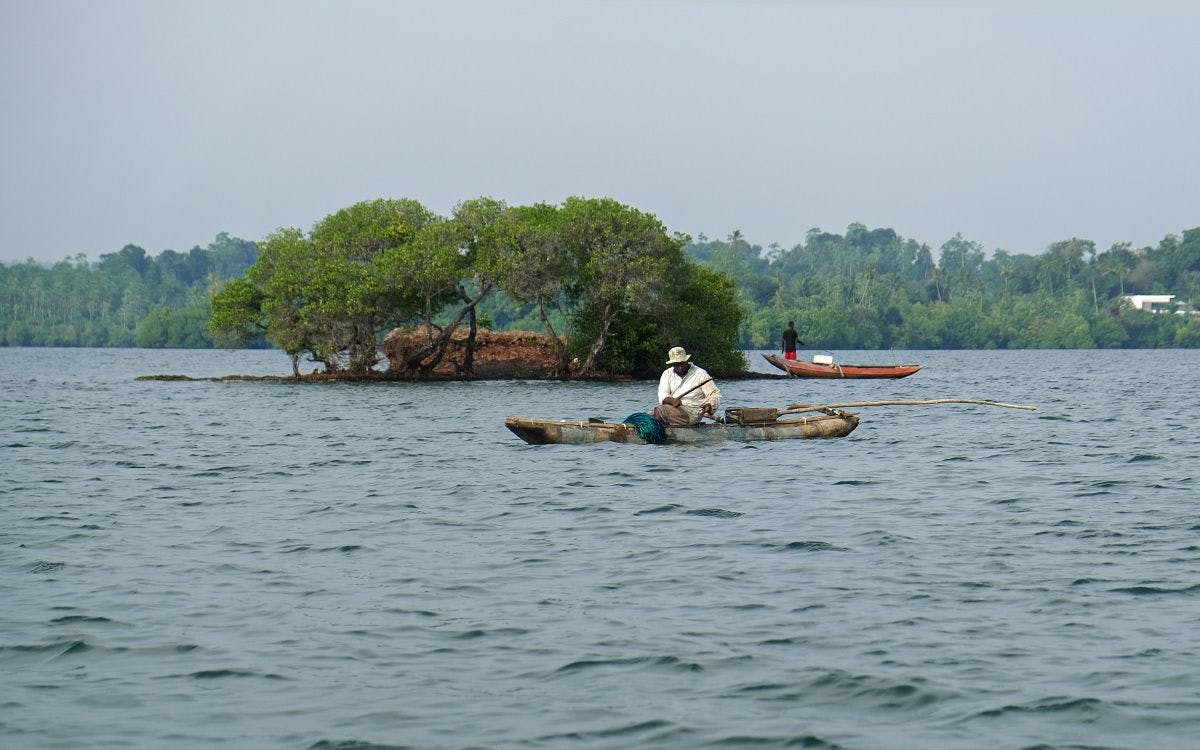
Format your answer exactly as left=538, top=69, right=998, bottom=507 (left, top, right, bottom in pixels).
left=652, top=346, right=722, bottom=426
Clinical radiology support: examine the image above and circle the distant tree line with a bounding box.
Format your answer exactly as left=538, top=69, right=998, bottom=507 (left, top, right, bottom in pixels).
left=0, top=233, right=258, bottom=347
left=4, top=211, right=1198, bottom=362
left=693, top=224, right=1200, bottom=350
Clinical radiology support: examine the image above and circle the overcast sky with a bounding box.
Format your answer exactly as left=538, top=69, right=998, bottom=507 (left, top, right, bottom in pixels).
left=2, top=0, right=1197, bottom=265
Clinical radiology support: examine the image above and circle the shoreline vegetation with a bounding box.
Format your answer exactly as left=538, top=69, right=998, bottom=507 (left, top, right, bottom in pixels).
left=133, top=370, right=788, bottom=383
left=135, top=328, right=785, bottom=382
left=4, top=198, right=1198, bottom=371
left=205, top=197, right=748, bottom=381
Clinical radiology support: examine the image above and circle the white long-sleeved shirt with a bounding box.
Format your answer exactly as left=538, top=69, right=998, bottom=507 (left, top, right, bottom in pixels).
left=657, top=364, right=721, bottom=415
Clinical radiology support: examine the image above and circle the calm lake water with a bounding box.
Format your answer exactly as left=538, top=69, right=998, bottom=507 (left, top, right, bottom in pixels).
left=2, top=347, right=1198, bottom=749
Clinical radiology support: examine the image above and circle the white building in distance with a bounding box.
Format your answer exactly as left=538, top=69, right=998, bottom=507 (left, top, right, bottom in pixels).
left=1124, top=294, right=1175, bottom=312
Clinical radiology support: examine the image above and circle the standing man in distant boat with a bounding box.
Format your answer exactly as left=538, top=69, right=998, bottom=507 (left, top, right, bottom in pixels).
left=652, top=346, right=721, bottom=426
left=781, top=321, right=803, bottom=360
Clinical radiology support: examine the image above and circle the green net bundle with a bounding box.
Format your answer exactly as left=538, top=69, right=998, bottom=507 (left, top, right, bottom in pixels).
left=624, top=412, right=667, bottom=444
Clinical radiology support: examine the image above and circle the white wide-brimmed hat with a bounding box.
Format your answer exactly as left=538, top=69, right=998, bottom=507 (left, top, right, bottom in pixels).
left=666, top=346, right=692, bottom=364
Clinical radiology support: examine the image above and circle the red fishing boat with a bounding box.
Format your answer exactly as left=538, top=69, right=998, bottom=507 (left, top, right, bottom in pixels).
left=764, top=353, right=923, bottom=379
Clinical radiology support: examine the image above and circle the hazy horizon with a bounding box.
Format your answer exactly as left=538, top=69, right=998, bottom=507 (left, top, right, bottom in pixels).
left=3, top=0, right=1197, bottom=265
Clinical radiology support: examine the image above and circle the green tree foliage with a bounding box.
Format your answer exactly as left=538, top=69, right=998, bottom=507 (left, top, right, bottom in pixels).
left=697, top=223, right=1200, bottom=352
left=658, top=263, right=746, bottom=373
left=571, top=257, right=746, bottom=377
left=208, top=200, right=437, bottom=374
left=482, top=201, right=574, bottom=372
left=7, top=206, right=1200, bottom=360
left=1, top=235, right=257, bottom=347
left=135, top=305, right=214, bottom=348
left=206, top=195, right=741, bottom=378
left=555, top=197, right=693, bottom=375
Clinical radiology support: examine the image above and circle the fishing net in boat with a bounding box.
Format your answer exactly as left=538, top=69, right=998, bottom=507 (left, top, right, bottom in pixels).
left=624, top=412, right=667, bottom=444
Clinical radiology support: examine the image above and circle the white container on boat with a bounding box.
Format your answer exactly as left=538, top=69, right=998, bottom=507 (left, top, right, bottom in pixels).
left=812, top=354, right=834, bottom=365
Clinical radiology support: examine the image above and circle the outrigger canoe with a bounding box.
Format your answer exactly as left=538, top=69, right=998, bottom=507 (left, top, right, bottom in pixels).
left=764, top=353, right=922, bottom=379
left=505, top=409, right=859, bottom=445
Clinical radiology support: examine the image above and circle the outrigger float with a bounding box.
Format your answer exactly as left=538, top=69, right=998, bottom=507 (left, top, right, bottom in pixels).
left=505, top=398, right=1037, bottom=446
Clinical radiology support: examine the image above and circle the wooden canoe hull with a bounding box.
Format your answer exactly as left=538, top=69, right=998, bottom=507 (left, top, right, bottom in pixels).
left=764, top=353, right=922, bottom=379
left=505, top=412, right=859, bottom=445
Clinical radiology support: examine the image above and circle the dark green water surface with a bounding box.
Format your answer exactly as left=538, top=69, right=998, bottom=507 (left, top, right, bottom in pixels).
left=2, top=347, right=1197, bottom=749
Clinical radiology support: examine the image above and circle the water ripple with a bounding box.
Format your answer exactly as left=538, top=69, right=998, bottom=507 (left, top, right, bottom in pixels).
left=3, top=347, right=1200, bottom=748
